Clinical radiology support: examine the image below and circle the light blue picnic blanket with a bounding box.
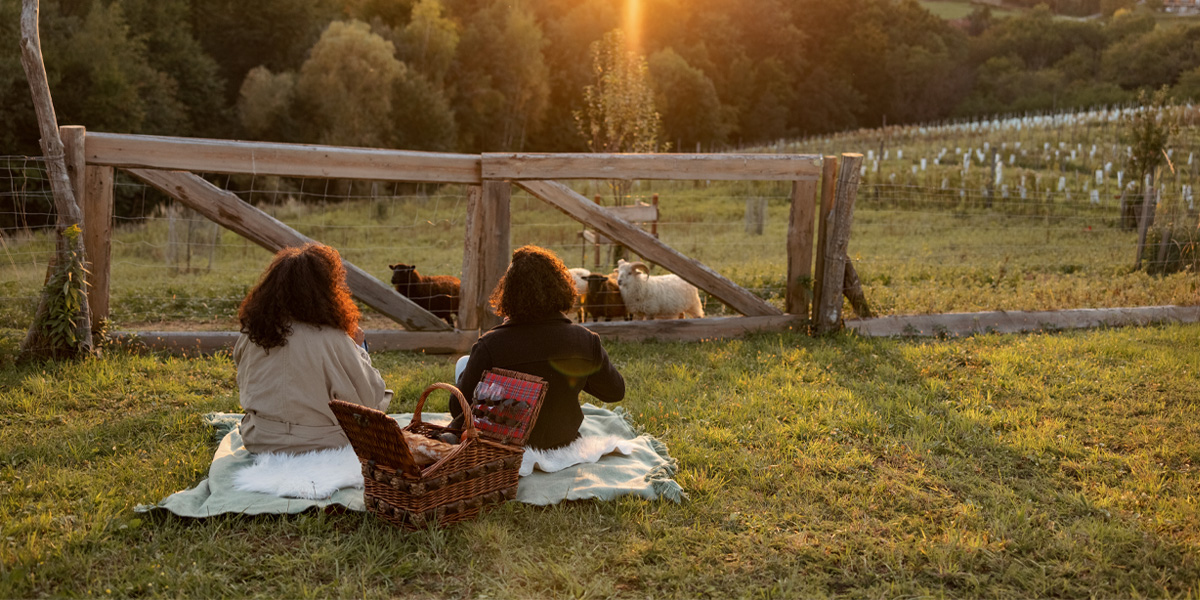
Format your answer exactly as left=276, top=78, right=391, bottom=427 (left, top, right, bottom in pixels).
left=136, top=404, right=683, bottom=518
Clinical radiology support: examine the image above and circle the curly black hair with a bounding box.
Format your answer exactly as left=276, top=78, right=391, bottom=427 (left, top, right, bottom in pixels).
left=238, top=243, right=360, bottom=350
left=489, top=245, right=576, bottom=321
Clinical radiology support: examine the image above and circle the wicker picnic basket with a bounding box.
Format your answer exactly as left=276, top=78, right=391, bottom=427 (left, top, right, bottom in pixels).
left=329, top=368, right=547, bottom=529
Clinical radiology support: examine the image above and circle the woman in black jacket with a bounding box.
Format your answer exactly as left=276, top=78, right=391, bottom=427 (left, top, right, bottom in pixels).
left=451, top=245, right=625, bottom=450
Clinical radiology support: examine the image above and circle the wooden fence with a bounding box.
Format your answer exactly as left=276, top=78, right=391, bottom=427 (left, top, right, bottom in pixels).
left=62, top=125, right=864, bottom=353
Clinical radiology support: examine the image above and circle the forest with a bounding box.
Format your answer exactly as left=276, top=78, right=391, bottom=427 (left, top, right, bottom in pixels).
left=2, top=0, right=1200, bottom=157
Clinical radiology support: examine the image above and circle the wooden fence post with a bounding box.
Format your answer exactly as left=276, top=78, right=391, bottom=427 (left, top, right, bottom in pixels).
left=1135, top=172, right=1155, bottom=270
left=60, top=126, right=86, bottom=216
left=814, top=153, right=863, bottom=335
left=83, top=165, right=113, bottom=326
left=64, top=124, right=115, bottom=328
left=811, top=156, right=838, bottom=328
left=744, top=196, right=767, bottom=235
left=785, top=179, right=817, bottom=317
left=459, top=181, right=510, bottom=333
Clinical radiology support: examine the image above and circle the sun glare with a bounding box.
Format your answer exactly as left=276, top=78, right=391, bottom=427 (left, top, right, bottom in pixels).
left=624, top=0, right=643, bottom=54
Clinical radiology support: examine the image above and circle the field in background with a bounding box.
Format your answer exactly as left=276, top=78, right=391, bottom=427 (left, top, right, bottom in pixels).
left=918, top=0, right=1020, bottom=19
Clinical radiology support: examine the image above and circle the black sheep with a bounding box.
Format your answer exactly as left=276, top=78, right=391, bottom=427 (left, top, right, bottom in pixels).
left=389, top=263, right=461, bottom=325
left=582, top=273, right=629, bottom=322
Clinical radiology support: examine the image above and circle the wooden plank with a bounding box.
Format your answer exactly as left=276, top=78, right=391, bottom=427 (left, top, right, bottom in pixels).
left=126, top=168, right=452, bottom=332
left=582, top=202, right=658, bottom=246
left=459, top=182, right=509, bottom=331
left=606, top=203, right=658, bottom=222
left=60, top=126, right=86, bottom=220
left=83, top=165, right=113, bottom=325
left=811, top=156, right=837, bottom=326
left=843, top=261, right=872, bottom=318
left=484, top=153, right=822, bottom=181
left=459, top=186, right=485, bottom=331
left=112, top=329, right=477, bottom=355
left=584, top=315, right=805, bottom=342
left=814, top=153, right=863, bottom=335
left=517, top=180, right=780, bottom=317
left=848, top=306, right=1200, bottom=338
left=785, top=179, right=817, bottom=316
left=88, top=132, right=481, bottom=184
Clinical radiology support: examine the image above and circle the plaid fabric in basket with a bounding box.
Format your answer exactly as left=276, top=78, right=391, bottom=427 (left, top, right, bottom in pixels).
left=472, top=371, right=544, bottom=442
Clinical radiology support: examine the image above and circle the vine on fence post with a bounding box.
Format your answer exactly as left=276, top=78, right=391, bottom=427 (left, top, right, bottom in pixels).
left=25, top=224, right=93, bottom=359
left=19, top=0, right=95, bottom=361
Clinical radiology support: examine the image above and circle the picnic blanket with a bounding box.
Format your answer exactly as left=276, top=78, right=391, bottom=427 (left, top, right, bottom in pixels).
left=135, top=404, right=683, bottom=518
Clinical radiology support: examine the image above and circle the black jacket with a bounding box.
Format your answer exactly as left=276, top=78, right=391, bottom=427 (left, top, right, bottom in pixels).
left=450, top=315, right=625, bottom=449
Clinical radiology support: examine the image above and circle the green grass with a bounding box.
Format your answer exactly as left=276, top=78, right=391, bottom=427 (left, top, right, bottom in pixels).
left=918, top=0, right=1020, bottom=20
left=2, top=323, right=1199, bottom=597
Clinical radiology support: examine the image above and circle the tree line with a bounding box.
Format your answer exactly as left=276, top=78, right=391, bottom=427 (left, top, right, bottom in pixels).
left=2, top=0, right=1199, bottom=158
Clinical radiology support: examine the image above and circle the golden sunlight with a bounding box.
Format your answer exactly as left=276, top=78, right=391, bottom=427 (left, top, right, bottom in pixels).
left=624, top=0, right=643, bottom=54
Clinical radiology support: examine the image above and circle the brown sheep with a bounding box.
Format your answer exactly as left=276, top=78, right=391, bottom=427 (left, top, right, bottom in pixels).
left=389, top=263, right=461, bottom=325
left=582, top=273, right=629, bottom=322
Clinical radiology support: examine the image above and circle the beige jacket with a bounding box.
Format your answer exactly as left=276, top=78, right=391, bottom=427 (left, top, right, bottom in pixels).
left=235, top=322, right=390, bottom=454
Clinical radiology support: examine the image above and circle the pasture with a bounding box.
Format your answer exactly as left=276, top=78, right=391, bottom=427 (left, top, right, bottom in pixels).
left=1, top=322, right=1198, bottom=597
left=918, top=0, right=1019, bottom=19
left=0, top=175, right=1195, bottom=333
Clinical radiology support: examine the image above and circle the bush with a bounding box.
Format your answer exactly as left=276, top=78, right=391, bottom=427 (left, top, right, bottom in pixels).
left=1142, top=224, right=1200, bottom=275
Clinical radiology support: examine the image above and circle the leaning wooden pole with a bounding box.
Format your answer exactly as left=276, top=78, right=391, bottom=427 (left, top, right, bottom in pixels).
left=19, top=0, right=93, bottom=358
left=813, top=153, right=863, bottom=335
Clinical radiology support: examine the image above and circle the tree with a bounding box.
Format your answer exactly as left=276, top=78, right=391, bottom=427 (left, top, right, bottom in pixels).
left=236, top=66, right=296, bottom=141
left=451, top=0, right=551, bottom=151
left=576, top=28, right=664, bottom=154
left=19, top=0, right=93, bottom=360
left=122, top=0, right=229, bottom=137
left=394, top=0, right=459, bottom=88
left=1101, top=25, right=1200, bottom=91
left=295, top=20, right=406, bottom=147
left=530, top=0, right=620, bottom=150
left=390, top=70, right=457, bottom=151
left=50, top=0, right=187, bottom=135
left=648, top=48, right=727, bottom=151
left=191, top=0, right=339, bottom=104
left=1121, top=87, right=1177, bottom=234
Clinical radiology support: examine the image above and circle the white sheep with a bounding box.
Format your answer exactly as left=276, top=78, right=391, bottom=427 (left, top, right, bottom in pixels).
left=568, top=268, right=591, bottom=298
left=567, top=267, right=591, bottom=321
left=615, top=259, right=704, bottom=320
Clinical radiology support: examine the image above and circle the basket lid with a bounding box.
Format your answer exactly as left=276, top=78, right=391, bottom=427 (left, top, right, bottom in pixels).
left=328, top=399, right=422, bottom=477
left=469, top=368, right=548, bottom=446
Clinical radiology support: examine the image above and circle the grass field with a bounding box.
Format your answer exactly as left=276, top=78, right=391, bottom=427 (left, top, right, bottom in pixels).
left=918, top=0, right=1019, bottom=20
left=1, top=323, right=1198, bottom=597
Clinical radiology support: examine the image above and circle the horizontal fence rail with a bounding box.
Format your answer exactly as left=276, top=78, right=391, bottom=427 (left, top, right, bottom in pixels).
left=482, top=153, right=822, bottom=181
left=86, top=133, right=483, bottom=184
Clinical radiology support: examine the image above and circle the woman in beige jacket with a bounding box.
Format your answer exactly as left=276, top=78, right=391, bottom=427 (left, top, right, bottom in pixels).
left=235, top=243, right=391, bottom=454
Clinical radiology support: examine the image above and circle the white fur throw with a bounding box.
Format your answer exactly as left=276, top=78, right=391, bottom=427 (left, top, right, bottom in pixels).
left=232, top=445, right=362, bottom=500
left=520, top=435, right=634, bottom=476
left=231, top=436, right=635, bottom=500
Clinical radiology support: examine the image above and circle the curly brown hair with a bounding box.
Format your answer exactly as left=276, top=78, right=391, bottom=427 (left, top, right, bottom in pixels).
left=489, top=245, right=577, bottom=321
left=238, top=243, right=360, bottom=350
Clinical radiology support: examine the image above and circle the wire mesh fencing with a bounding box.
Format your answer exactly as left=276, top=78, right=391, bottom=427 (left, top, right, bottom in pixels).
left=1, top=156, right=1195, bottom=333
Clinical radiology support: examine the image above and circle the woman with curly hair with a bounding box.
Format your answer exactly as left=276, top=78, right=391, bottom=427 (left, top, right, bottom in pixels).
left=235, top=243, right=391, bottom=454
left=451, top=245, right=624, bottom=450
